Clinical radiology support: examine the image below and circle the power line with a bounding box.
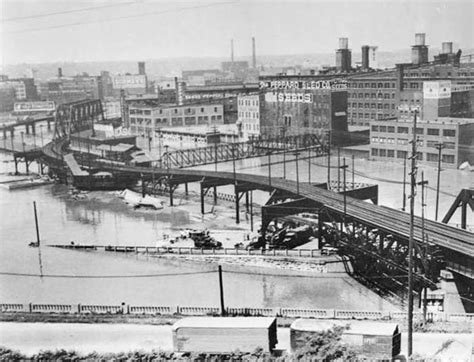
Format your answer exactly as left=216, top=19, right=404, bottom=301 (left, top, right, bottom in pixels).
left=1, top=1, right=136, bottom=22
left=4, top=1, right=239, bottom=34
left=0, top=270, right=215, bottom=279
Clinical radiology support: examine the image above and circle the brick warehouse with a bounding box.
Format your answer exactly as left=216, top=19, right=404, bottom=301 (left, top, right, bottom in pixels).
left=254, top=75, right=349, bottom=143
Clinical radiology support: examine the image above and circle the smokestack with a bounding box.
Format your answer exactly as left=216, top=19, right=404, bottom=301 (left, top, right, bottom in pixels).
left=336, top=37, right=351, bottom=72
left=361, top=45, right=370, bottom=69
left=412, top=33, right=429, bottom=65
left=252, top=37, right=256, bottom=69
left=138, top=61, right=146, bottom=75
left=442, top=42, right=453, bottom=54
left=174, top=76, right=184, bottom=106
left=58, top=67, right=63, bottom=78
left=231, top=39, right=234, bottom=63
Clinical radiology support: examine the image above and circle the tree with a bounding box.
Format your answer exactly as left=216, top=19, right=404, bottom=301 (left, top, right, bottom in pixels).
left=294, top=324, right=357, bottom=360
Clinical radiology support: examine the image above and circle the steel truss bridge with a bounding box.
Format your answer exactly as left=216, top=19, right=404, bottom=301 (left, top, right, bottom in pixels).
left=161, top=133, right=328, bottom=168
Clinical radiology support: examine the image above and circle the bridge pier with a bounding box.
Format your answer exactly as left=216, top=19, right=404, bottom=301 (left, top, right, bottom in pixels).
left=25, top=125, right=30, bottom=135
left=10, top=129, right=14, bottom=138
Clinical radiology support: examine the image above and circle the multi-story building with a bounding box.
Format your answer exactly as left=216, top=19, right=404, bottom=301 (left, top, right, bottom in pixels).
left=369, top=117, right=474, bottom=168
left=128, top=103, right=224, bottom=136
left=111, top=74, right=147, bottom=96
left=258, top=75, right=348, bottom=142
left=347, top=34, right=474, bottom=126
left=38, top=74, right=101, bottom=104
left=237, top=94, right=264, bottom=140
left=0, top=87, right=16, bottom=112
left=183, top=83, right=259, bottom=124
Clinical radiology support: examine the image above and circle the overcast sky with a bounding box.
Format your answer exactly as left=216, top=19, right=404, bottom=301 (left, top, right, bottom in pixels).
left=1, top=0, right=473, bottom=65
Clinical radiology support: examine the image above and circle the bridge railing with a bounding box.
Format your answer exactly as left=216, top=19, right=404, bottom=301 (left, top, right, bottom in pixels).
left=1, top=302, right=473, bottom=322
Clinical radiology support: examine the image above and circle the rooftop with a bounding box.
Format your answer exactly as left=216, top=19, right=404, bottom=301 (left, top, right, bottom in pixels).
left=290, top=319, right=399, bottom=336
left=172, top=317, right=276, bottom=331
left=373, top=117, right=474, bottom=126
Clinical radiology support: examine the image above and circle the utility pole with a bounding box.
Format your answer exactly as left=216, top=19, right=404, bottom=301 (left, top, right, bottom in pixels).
left=295, top=151, right=300, bottom=195
left=250, top=190, right=254, bottom=232
left=340, top=158, right=348, bottom=217
left=308, top=147, right=312, bottom=184
left=402, top=156, right=407, bottom=211
left=267, top=151, right=272, bottom=187
left=33, top=201, right=41, bottom=246
left=351, top=154, right=354, bottom=189
left=407, top=110, right=419, bottom=357
left=417, top=171, right=428, bottom=323
left=327, top=130, right=331, bottom=189
left=435, top=143, right=445, bottom=221
left=218, top=265, right=225, bottom=316
left=337, top=147, right=341, bottom=192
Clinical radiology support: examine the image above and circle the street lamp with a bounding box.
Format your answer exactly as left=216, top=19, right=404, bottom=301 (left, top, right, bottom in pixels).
left=435, top=142, right=445, bottom=221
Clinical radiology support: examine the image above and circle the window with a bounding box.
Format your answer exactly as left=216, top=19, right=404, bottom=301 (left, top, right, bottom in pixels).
left=427, top=153, right=439, bottom=162
left=379, top=126, right=387, bottom=132
left=379, top=149, right=387, bottom=157
left=442, top=154, right=455, bottom=163
left=444, top=142, right=455, bottom=149
left=413, top=127, right=424, bottom=135
left=371, top=148, right=379, bottom=156
left=427, top=140, right=438, bottom=148
left=201, top=108, right=204, bottom=112
left=371, top=137, right=378, bottom=143
left=397, top=150, right=407, bottom=159
left=417, top=152, right=423, bottom=161
left=214, top=107, right=218, bottom=112
left=371, top=125, right=379, bottom=132
left=144, top=110, right=151, bottom=115
left=379, top=137, right=386, bottom=143
left=443, top=129, right=456, bottom=137
left=387, top=150, right=395, bottom=157
left=387, top=138, right=395, bottom=144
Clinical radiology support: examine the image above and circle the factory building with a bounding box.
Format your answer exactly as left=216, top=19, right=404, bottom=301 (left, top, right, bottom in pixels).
left=128, top=103, right=224, bottom=136
left=237, top=93, right=265, bottom=140
left=347, top=34, right=474, bottom=126
left=255, top=75, right=349, bottom=143
left=369, top=117, right=474, bottom=168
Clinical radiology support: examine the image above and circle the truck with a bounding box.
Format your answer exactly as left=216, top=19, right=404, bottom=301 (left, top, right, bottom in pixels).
left=172, top=317, right=278, bottom=353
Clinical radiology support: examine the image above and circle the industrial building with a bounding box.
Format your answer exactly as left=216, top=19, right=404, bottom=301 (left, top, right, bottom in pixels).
left=237, top=93, right=264, bottom=140
left=256, top=75, right=348, bottom=142
left=369, top=117, right=474, bottom=168
left=128, top=103, right=224, bottom=136
left=347, top=34, right=474, bottom=126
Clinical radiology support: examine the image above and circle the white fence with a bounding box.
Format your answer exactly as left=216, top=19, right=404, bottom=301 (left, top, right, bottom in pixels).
left=1, top=303, right=473, bottom=322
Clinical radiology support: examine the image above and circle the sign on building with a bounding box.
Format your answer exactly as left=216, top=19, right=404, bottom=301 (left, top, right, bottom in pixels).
left=259, top=79, right=347, bottom=91
left=14, top=101, right=56, bottom=113
left=423, top=81, right=452, bottom=99
left=112, top=75, right=147, bottom=89
left=265, top=92, right=313, bottom=103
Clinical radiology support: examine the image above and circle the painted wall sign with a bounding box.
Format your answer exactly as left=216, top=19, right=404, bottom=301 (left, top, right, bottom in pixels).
left=265, top=92, right=313, bottom=103
left=259, top=79, right=347, bottom=91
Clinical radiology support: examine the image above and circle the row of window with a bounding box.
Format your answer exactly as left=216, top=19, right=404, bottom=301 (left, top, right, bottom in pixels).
left=130, top=107, right=220, bottom=116
left=371, top=148, right=455, bottom=163
left=350, top=103, right=396, bottom=110
left=243, top=124, right=260, bottom=131
left=238, top=111, right=259, bottom=119
left=351, top=112, right=395, bottom=120
left=238, top=99, right=259, bottom=107
left=349, top=82, right=396, bottom=89
left=349, top=92, right=395, bottom=99
left=371, top=137, right=456, bottom=149
left=371, top=125, right=457, bottom=137
left=130, top=115, right=223, bottom=124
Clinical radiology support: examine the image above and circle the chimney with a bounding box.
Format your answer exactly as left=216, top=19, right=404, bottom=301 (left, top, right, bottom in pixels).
left=138, top=61, right=146, bottom=75
left=58, top=67, right=63, bottom=78
left=361, top=45, right=370, bottom=69
left=335, top=37, right=351, bottom=72
left=231, top=39, right=234, bottom=63
left=252, top=37, right=256, bottom=69
left=411, top=33, right=429, bottom=65
left=442, top=42, right=453, bottom=54
left=174, top=77, right=184, bottom=106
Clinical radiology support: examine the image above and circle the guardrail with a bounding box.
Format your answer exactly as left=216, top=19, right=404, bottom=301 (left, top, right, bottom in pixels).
left=50, top=244, right=326, bottom=259
left=1, top=303, right=473, bottom=322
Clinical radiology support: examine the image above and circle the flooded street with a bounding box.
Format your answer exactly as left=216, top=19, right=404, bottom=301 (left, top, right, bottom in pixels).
left=1, top=138, right=472, bottom=310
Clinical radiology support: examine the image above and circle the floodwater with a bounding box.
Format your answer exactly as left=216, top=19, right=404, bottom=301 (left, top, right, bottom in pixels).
left=0, top=132, right=472, bottom=311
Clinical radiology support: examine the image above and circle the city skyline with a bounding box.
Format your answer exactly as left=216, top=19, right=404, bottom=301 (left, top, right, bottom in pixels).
left=1, top=0, right=473, bottom=65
